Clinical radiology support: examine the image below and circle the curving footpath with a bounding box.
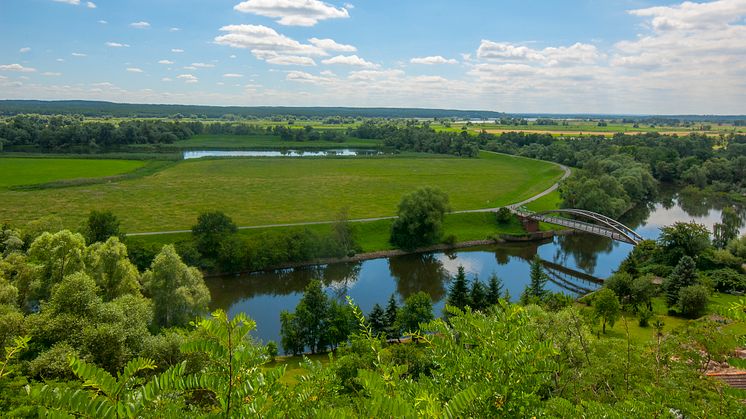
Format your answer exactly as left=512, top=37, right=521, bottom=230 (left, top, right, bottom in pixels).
left=126, top=153, right=571, bottom=237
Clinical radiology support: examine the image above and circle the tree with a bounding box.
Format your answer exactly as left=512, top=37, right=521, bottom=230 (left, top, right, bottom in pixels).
left=141, top=245, right=210, bottom=328
left=469, top=279, right=489, bottom=312
left=279, top=311, right=304, bottom=355
left=384, top=294, right=400, bottom=340
left=521, top=256, right=548, bottom=304
left=84, top=210, right=121, bottom=245
left=677, top=285, right=709, bottom=318
left=396, top=291, right=434, bottom=335
left=294, top=280, right=330, bottom=354
left=85, top=237, right=140, bottom=301
left=191, top=211, right=238, bottom=257
left=27, top=230, right=86, bottom=301
left=713, top=207, right=742, bottom=249
left=658, top=222, right=711, bottom=263
left=594, top=288, right=621, bottom=333
left=631, top=275, right=656, bottom=311
left=486, top=273, right=503, bottom=305
left=326, top=299, right=354, bottom=350
left=663, top=256, right=697, bottom=308
left=390, top=187, right=451, bottom=249
left=604, top=272, right=634, bottom=307
left=446, top=266, right=470, bottom=311
left=367, top=303, right=387, bottom=337
left=332, top=208, right=357, bottom=257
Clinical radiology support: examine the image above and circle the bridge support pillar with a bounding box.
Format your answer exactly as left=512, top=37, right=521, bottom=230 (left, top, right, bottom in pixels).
left=517, top=215, right=540, bottom=233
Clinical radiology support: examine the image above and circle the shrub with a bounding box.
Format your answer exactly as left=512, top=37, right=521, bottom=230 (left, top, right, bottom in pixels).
left=677, top=285, right=709, bottom=319
left=495, top=207, right=512, bottom=223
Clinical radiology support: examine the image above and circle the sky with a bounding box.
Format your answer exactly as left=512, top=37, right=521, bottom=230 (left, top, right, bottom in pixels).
left=1, top=0, right=745, bottom=114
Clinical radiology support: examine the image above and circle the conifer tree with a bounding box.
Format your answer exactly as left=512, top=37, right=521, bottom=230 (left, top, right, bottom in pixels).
left=367, top=303, right=387, bottom=337
left=384, top=294, right=400, bottom=340
left=663, top=256, right=698, bottom=307
left=447, top=266, right=470, bottom=310
left=470, top=279, right=489, bottom=311
left=487, top=273, right=503, bottom=305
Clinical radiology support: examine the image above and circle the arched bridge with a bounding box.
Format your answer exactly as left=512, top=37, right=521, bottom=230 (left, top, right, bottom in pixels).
left=513, top=208, right=643, bottom=245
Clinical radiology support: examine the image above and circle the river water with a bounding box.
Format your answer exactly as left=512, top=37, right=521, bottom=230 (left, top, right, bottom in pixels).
left=183, top=149, right=382, bottom=159
left=206, top=188, right=744, bottom=345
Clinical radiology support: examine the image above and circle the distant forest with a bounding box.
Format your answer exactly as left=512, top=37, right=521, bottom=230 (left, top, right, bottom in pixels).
left=0, top=100, right=505, bottom=120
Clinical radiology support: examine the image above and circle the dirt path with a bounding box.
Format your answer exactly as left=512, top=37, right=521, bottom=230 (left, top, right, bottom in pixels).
left=126, top=152, right=570, bottom=237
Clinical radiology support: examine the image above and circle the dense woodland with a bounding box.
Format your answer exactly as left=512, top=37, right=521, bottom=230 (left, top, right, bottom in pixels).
left=479, top=131, right=746, bottom=217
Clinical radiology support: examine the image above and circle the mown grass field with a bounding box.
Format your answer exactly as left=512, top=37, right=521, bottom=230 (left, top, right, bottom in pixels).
left=0, top=158, right=145, bottom=188
left=0, top=152, right=563, bottom=233
left=164, top=134, right=383, bottom=150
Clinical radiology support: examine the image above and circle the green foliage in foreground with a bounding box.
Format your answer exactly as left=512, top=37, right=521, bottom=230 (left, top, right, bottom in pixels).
left=11, top=302, right=746, bottom=417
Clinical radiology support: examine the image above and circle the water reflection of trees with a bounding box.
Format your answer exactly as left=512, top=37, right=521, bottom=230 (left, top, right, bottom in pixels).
left=553, top=234, right=614, bottom=274
left=388, top=253, right=450, bottom=301
left=206, top=263, right=363, bottom=309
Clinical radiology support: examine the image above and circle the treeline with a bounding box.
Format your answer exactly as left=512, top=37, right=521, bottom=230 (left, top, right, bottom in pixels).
left=481, top=131, right=746, bottom=216
left=0, top=115, right=351, bottom=152
left=128, top=211, right=360, bottom=274
left=0, top=100, right=505, bottom=119
left=0, top=115, right=200, bottom=151
left=349, top=121, right=479, bottom=157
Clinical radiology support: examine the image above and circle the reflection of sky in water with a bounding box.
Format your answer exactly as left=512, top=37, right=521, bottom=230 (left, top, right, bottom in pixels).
left=212, top=192, right=743, bottom=348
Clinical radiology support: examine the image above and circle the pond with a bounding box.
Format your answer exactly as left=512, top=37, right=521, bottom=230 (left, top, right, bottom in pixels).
left=183, top=149, right=382, bottom=159
left=205, top=188, right=745, bottom=346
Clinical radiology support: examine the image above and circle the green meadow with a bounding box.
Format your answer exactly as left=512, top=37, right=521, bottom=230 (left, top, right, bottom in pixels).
left=0, top=152, right=563, bottom=233
left=0, top=158, right=145, bottom=188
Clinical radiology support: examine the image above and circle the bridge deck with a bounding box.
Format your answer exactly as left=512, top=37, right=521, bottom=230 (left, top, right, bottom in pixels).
left=517, top=212, right=639, bottom=245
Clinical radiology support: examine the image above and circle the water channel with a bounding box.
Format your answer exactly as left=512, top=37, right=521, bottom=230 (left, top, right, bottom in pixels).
left=183, top=149, right=382, bottom=159
left=206, top=188, right=745, bottom=345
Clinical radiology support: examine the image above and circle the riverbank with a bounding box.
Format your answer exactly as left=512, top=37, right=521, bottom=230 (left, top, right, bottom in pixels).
left=203, top=229, right=575, bottom=278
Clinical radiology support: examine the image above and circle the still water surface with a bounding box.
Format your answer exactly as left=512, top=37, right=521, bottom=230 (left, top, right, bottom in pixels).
left=206, top=189, right=744, bottom=345
left=183, top=149, right=381, bottom=159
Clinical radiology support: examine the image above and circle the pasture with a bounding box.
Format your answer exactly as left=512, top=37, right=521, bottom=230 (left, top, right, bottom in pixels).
left=0, top=152, right=563, bottom=233
left=0, top=158, right=145, bottom=188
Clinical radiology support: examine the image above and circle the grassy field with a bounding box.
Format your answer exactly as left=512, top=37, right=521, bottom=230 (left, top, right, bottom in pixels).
left=432, top=121, right=746, bottom=137
left=129, top=211, right=528, bottom=253
left=0, top=152, right=563, bottom=232
left=162, top=134, right=383, bottom=150
left=0, top=158, right=145, bottom=188
left=584, top=293, right=746, bottom=344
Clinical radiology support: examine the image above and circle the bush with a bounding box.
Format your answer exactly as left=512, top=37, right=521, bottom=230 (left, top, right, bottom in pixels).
left=266, top=341, right=278, bottom=362
left=677, top=285, right=709, bottom=318
left=638, top=307, right=653, bottom=327
left=495, top=207, right=512, bottom=223
left=709, top=268, right=746, bottom=294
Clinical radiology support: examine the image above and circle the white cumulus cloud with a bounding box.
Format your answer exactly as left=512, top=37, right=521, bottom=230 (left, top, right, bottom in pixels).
left=223, top=73, right=243, bottom=78
left=191, top=62, right=215, bottom=68
left=0, top=64, right=37, bottom=72
left=19, top=47, right=31, bottom=53
left=126, top=67, right=143, bottom=73
left=130, top=21, right=151, bottom=29
left=42, top=72, right=63, bottom=76
left=106, top=42, right=130, bottom=48
left=87, top=1, right=96, bottom=8
left=171, top=48, right=185, bottom=53
left=52, top=0, right=80, bottom=5
left=72, top=52, right=87, bottom=57
left=158, top=60, right=174, bottom=65
left=233, top=0, right=350, bottom=26
left=321, top=55, right=378, bottom=68
left=308, top=38, right=356, bottom=52
left=410, top=55, right=458, bottom=65
left=177, top=74, right=198, bottom=83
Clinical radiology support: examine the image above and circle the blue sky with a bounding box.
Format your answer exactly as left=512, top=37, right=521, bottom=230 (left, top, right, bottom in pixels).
left=1, top=0, right=745, bottom=114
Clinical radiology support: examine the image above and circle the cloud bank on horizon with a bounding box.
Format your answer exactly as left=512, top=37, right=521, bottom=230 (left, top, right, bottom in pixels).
left=0, top=0, right=745, bottom=114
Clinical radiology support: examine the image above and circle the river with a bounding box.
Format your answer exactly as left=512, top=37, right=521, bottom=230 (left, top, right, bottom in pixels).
left=206, top=188, right=745, bottom=345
